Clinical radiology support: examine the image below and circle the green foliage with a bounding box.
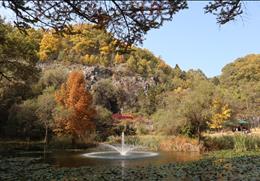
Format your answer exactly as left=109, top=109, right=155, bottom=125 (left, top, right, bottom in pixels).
left=0, top=19, right=40, bottom=83
left=138, top=86, right=162, bottom=115
left=182, top=80, right=215, bottom=137
left=37, top=66, right=69, bottom=90
left=152, top=97, right=184, bottom=135
left=0, top=20, right=41, bottom=136
left=219, top=54, right=260, bottom=120
left=92, top=79, right=125, bottom=113
left=153, top=79, right=214, bottom=138
left=4, top=88, right=57, bottom=141
left=36, top=88, right=56, bottom=142
left=220, top=54, right=260, bottom=87
left=6, top=99, right=43, bottom=139
left=95, top=106, right=114, bottom=141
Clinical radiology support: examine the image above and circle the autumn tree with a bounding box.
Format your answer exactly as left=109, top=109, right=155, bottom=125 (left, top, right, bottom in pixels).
left=114, top=53, right=125, bottom=64
left=208, top=98, right=231, bottom=130
left=54, top=71, right=96, bottom=142
left=38, top=32, right=61, bottom=61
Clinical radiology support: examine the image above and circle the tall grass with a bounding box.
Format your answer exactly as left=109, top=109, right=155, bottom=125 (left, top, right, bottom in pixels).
left=204, top=133, right=260, bottom=152
left=234, top=134, right=260, bottom=151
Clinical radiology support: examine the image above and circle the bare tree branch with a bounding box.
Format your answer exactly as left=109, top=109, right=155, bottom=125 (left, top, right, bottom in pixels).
left=204, top=0, right=243, bottom=25
left=0, top=0, right=188, bottom=45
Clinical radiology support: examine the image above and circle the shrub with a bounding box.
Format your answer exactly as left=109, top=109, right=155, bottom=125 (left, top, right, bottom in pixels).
left=95, top=106, right=114, bottom=141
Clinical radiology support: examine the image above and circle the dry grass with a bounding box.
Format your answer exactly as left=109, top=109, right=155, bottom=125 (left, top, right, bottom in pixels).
left=159, top=136, right=202, bottom=152
left=122, top=135, right=202, bottom=152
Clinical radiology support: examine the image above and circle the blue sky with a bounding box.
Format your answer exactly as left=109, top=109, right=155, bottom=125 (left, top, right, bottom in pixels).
left=142, top=1, right=260, bottom=77
left=1, top=2, right=260, bottom=77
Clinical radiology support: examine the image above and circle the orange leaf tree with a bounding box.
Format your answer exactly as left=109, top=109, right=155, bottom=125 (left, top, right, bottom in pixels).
left=54, top=71, right=96, bottom=140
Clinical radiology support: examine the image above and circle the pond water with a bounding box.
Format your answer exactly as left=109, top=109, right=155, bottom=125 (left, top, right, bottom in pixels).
left=16, top=149, right=201, bottom=168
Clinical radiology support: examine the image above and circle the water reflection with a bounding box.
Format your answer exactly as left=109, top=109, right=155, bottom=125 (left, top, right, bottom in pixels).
left=43, top=150, right=201, bottom=168
left=121, top=160, right=125, bottom=180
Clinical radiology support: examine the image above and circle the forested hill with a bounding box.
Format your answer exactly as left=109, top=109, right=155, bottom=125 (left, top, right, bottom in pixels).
left=35, top=23, right=190, bottom=115
left=38, top=24, right=174, bottom=78
left=0, top=20, right=259, bottom=141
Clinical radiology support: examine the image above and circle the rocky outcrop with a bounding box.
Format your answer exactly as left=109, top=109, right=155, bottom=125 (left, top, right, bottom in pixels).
left=38, top=63, right=159, bottom=110
left=83, top=65, right=157, bottom=94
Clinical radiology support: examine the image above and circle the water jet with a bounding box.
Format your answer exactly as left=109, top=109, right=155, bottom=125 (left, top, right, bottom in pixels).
left=83, top=132, right=158, bottom=159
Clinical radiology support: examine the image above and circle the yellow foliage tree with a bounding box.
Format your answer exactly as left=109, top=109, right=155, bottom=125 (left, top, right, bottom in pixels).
left=208, top=98, right=231, bottom=130
left=100, top=45, right=111, bottom=55
left=38, top=33, right=61, bottom=61
left=54, top=71, right=96, bottom=140
left=114, top=53, right=125, bottom=64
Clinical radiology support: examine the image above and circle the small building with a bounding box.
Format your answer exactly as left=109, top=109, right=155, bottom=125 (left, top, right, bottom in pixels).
left=225, top=119, right=250, bottom=133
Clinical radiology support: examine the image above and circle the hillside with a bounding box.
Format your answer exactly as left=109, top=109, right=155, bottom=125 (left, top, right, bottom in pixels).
left=0, top=20, right=259, bottom=144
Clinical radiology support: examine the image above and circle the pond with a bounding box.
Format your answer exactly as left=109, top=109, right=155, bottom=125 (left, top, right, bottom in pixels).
left=3, top=147, right=259, bottom=180
left=16, top=148, right=201, bottom=168
left=0, top=146, right=203, bottom=180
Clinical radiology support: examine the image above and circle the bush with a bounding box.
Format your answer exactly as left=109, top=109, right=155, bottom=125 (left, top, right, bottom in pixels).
left=95, top=106, right=114, bottom=141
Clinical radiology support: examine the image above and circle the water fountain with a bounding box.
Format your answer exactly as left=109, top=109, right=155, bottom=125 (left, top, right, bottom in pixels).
left=83, top=132, right=158, bottom=159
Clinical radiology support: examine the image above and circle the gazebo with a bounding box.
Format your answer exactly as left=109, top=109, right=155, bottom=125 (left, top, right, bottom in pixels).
left=225, top=119, right=250, bottom=132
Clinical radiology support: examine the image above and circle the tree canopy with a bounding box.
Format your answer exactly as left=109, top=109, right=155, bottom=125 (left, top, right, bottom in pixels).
left=0, top=19, right=40, bottom=83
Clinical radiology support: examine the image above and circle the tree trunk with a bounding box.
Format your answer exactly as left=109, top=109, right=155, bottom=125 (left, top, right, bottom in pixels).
left=44, top=124, right=48, bottom=144
left=197, top=125, right=201, bottom=143
left=72, top=136, right=76, bottom=146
